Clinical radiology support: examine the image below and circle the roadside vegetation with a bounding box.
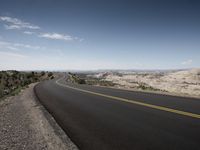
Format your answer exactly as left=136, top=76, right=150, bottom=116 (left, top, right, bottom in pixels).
left=0, top=70, right=54, bottom=99
left=68, top=72, right=86, bottom=84
left=67, top=72, right=116, bottom=86
left=67, top=72, right=166, bottom=92
left=136, top=82, right=164, bottom=91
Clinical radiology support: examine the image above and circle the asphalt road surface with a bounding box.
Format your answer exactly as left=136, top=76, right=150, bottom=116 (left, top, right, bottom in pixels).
left=34, top=75, right=200, bottom=150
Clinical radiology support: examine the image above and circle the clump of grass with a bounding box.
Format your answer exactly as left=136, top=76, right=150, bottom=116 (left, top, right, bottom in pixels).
left=10, top=87, right=22, bottom=96
left=137, top=83, right=160, bottom=91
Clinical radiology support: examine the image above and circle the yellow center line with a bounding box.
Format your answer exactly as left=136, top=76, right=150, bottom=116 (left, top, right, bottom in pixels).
left=56, top=79, right=200, bottom=119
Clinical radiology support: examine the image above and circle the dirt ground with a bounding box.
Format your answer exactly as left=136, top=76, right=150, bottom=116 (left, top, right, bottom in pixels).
left=0, top=83, right=78, bottom=150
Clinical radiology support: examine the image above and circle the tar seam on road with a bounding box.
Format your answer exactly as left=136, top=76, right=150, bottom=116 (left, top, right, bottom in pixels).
left=56, top=79, right=200, bottom=119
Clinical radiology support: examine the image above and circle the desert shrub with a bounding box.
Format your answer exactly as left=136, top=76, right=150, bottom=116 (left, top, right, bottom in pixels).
left=34, top=77, right=39, bottom=81
left=27, top=73, right=34, bottom=79
left=48, top=72, right=53, bottom=77
left=41, top=71, right=45, bottom=76
left=24, top=79, right=30, bottom=85
left=77, top=79, right=86, bottom=84
left=12, top=71, right=19, bottom=79
left=0, top=71, right=51, bottom=99
left=0, top=86, right=3, bottom=98
left=138, top=83, right=160, bottom=91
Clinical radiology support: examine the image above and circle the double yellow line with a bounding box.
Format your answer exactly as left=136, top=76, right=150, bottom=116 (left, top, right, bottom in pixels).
left=56, top=79, right=200, bottom=119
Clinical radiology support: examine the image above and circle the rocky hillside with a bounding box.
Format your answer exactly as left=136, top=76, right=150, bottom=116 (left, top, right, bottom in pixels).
left=95, top=69, right=200, bottom=98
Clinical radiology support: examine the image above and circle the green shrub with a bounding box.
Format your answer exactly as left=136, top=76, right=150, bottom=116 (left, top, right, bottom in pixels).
left=48, top=72, right=53, bottom=77
left=78, top=79, right=86, bottom=84
left=41, top=71, right=45, bottom=76
left=27, top=73, right=34, bottom=79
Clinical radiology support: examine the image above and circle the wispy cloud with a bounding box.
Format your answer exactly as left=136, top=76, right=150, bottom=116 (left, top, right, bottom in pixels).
left=13, top=43, right=41, bottom=49
left=6, top=46, right=19, bottom=51
left=0, top=16, right=83, bottom=42
left=23, top=31, right=35, bottom=35
left=74, top=37, right=84, bottom=42
left=0, top=40, right=44, bottom=50
left=181, top=59, right=193, bottom=65
left=39, top=32, right=74, bottom=41
left=4, top=24, right=21, bottom=30
left=0, top=51, right=27, bottom=58
left=0, top=16, right=40, bottom=30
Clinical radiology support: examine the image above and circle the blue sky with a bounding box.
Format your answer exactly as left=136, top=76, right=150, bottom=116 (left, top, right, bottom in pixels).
left=0, top=0, right=200, bottom=70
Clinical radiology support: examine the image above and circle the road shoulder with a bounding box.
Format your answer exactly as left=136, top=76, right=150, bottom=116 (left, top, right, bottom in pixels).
left=0, top=83, right=78, bottom=150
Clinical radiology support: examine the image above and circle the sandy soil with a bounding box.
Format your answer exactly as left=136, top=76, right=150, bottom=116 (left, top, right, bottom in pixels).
left=0, top=83, right=78, bottom=150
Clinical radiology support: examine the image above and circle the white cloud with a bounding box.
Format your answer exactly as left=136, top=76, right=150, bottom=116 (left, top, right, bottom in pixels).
left=6, top=46, right=19, bottom=51
left=39, top=32, right=74, bottom=41
left=13, top=43, right=41, bottom=49
left=0, top=16, right=40, bottom=30
left=181, top=59, right=193, bottom=65
left=0, top=51, right=27, bottom=58
left=23, top=31, right=35, bottom=35
left=0, top=40, right=44, bottom=50
left=74, top=36, right=84, bottom=42
left=0, top=16, right=83, bottom=43
left=4, top=24, right=21, bottom=30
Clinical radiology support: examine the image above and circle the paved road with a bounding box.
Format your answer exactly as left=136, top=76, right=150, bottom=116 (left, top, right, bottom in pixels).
left=34, top=76, right=200, bottom=150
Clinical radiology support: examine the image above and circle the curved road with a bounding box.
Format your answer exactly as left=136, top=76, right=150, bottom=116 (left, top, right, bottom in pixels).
left=34, top=75, right=200, bottom=150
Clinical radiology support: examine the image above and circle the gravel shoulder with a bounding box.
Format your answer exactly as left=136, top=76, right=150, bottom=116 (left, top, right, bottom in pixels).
left=0, top=83, right=78, bottom=150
